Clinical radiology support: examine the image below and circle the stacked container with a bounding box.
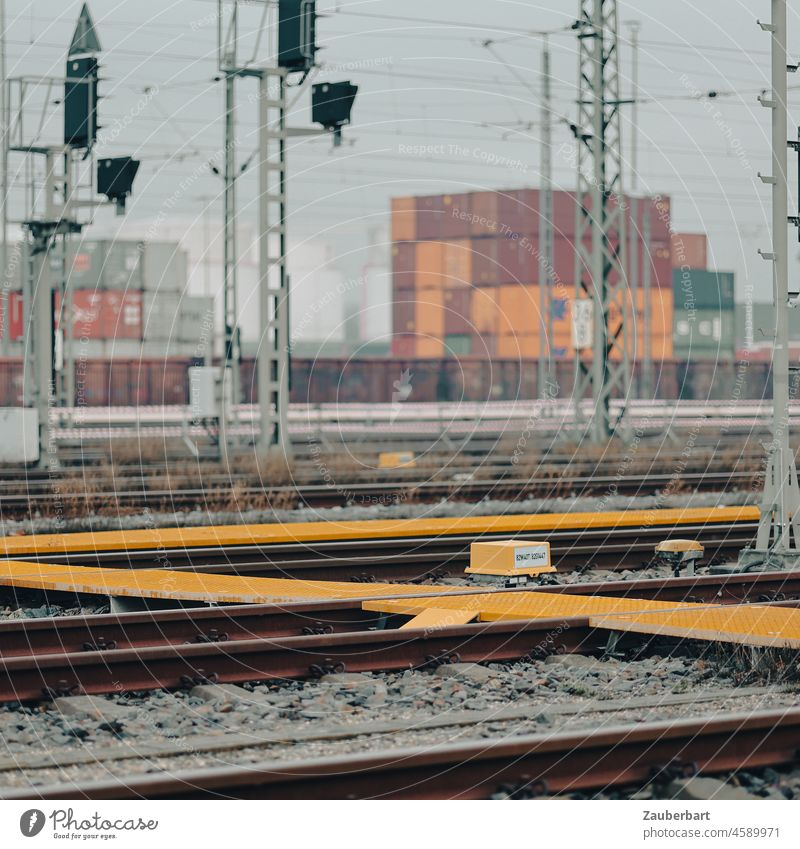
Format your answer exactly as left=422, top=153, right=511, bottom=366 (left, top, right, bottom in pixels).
left=672, top=269, right=736, bottom=361
left=391, top=188, right=676, bottom=362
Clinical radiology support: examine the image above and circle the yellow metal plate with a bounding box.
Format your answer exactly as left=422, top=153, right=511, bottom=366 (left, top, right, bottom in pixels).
left=0, top=506, right=758, bottom=557
left=590, top=605, right=800, bottom=649
left=399, top=608, right=478, bottom=630
left=0, top=561, right=471, bottom=605
left=363, top=591, right=692, bottom=622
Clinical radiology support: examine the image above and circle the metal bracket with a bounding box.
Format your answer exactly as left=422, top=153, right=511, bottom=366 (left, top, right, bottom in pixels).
left=758, top=93, right=777, bottom=108
left=758, top=19, right=776, bottom=32
left=179, top=670, right=219, bottom=688
left=603, top=631, right=622, bottom=658
left=82, top=637, right=117, bottom=652
left=759, top=249, right=776, bottom=261
left=759, top=171, right=777, bottom=183
left=308, top=659, right=346, bottom=677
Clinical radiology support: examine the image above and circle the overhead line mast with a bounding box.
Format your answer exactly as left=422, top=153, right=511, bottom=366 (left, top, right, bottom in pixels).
left=572, top=0, right=631, bottom=443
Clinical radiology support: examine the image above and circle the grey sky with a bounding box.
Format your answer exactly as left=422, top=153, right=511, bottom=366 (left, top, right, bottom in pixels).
left=2, top=1, right=793, bottom=307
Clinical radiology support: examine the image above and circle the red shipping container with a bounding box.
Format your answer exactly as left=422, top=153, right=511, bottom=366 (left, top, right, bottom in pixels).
left=416, top=194, right=445, bottom=240
left=498, top=189, right=539, bottom=235
left=552, top=191, right=579, bottom=238
left=470, top=192, right=501, bottom=236
left=440, top=193, right=473, bottom=238
left=471, top=236, right=501, bottom=285
left=0, top=291, right=24, bottom=340
left=443, top=289, right=472, bottom=334
left=55, top=290, right=143, bottom=339
left=392, top=242, right=416, bottom=291
left=497, top=234, right=538, bottom=284
left=671, top=232, right=706, bottom=269
left=392, top=289, right=416, bottom=335
left=391, top=334, right=417, bottom=358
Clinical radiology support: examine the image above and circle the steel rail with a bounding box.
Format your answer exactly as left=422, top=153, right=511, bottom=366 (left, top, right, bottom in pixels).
left=0, top=571, right=798, bottom=659
left=3, top=593, right=800, bottom=704
left=7, top=521, right=759, bottom=581
left=0, top=470, right=760, bottom=515
left=5, top=707, right=799, bottom=799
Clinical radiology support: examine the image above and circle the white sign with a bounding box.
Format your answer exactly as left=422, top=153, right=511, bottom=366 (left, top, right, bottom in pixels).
left=513, top=544, right=551, bottom=569
left=571, top=299, right=594, bottom=349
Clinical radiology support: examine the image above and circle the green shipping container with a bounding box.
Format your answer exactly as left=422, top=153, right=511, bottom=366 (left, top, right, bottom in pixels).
left=672, top=269, right=735, bottom=311
left=673, top=307, right=735, bottom=361
left=445, top=334, right=472, bottom=355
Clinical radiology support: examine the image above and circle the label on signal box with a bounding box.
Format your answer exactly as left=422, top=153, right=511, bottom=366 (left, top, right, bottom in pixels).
left=513, top=544, right=551, bottom=569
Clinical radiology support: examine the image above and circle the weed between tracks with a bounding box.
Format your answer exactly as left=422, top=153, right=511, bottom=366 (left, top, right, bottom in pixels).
left=709, top=645, right=800, bottom=687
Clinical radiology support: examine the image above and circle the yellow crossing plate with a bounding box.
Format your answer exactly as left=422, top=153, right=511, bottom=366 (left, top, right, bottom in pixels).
left=590, top=605, right=800, bottom=649
left=0, top=506, right=758, bottom=557
left=0, top=561, right=471, bottom=605
left=363, top=591, right=694, bottom=622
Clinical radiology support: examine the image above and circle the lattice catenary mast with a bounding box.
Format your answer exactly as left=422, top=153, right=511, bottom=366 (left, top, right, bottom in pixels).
left=572, top=0, right=630, bottom=443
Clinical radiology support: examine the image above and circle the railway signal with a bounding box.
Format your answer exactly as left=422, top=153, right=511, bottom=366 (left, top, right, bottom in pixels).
left=278, top=0, right=318, bottom=73
left=311, top=81, right=358, bottom=146
left=9, top=4, right=141, bottom=466
left=215, top=1, right=360, bottom=459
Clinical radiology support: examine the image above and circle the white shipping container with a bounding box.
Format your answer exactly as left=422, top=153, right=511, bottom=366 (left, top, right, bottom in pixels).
left=142, top=242, right=188, bottom=293
left=142, top=291, right=182, bottom=341
left=0, top=408, right=39, bottom=463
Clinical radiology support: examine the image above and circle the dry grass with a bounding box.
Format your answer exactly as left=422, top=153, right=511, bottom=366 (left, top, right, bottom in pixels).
left=709, top=644, right=800, bottom=687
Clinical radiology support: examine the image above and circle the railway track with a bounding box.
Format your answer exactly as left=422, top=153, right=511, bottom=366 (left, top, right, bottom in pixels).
left=5, top=707, right=799, bottom=800
left=5, top=519, right=759, bottom=580
left=1, top=571, right=797, bottom=705
left=0, top=470, right=761, bottom=516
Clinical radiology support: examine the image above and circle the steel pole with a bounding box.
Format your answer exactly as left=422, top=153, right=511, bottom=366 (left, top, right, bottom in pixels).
left=741, top=0, right=800, bottom=565
left=765, top=0, right=796, bottom=551
left=538, top=36, right=554, bottom=399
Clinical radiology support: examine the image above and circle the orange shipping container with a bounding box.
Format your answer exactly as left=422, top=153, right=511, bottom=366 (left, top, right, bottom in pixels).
left=391, top=197, right=417, bottom=242
left=497, top=284, right=542, bottom=336
left=471, top=287, right=499, bottom=334
left=497, top=334, right=540, bottom=359
left=632, top=287, right=674, bottom=335
left=443, top=240, right=472, bottom=287
left=415, top=241, right=445, bottom=289
left=415, top=290, right=445, bottom=336
left=416, top=337, right=445, bottom=358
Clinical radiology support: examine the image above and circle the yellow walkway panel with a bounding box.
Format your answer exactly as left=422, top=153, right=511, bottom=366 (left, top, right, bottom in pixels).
left=0, top=561, right=475, bottom=605
left=363, top=591, right=695, bottom=623
left=590, top=605, right=800, bottom=650
left=0, top=506, right=758, bottom=558
left=399, top=608, right=478, bottom=630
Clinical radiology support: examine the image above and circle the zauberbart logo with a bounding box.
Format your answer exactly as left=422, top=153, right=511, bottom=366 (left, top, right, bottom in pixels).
left=19, top=810, right=46, bottom=837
